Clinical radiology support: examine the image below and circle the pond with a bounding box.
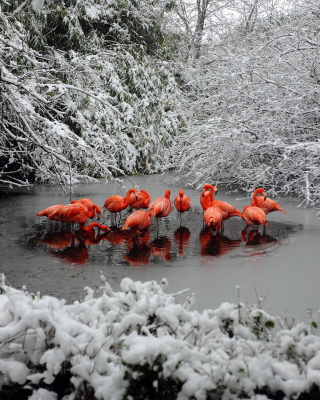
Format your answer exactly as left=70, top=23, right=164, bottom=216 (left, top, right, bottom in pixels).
left=0, top=174, right=319, bottom=324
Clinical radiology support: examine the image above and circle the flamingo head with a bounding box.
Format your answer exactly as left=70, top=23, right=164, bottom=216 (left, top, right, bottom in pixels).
left=254, top=187, right=267, bottom=200
left=202, top=184, right=217, bottom=193
left=179, top=189, right=184, bottom=197
left=128, top=188, right=138, bottom=201
left=165, top=189, right=171, bottom=198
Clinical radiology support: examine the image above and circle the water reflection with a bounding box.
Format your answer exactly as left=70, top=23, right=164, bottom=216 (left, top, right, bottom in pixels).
left=241, top=228, right=279, bottom=257
left=38, top=229, right=100, bottom=266
left=34, top=209, right=299, bottom=266
left=199, top=227, right=242, bottom=257
left=174, top=226, right=191, bottom=256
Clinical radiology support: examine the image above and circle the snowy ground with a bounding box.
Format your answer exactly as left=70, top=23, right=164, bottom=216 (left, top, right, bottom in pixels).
left=0, top=273, right=320, bottom=400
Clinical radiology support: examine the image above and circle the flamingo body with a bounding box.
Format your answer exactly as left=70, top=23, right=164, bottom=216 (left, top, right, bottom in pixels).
left=148, top=190, right=172, bottom=218
left=174, top=189, right=191, bottom=213
left=203, top=206, right=223, bottom=232
left=251, top=188, right=286, bottom=215
left=50, top=204, right=110, bottom=231
left=242, top=205, right=268, bottom=227
left=70, top=198, right=101, bottom=219
left=122, top=210, right=151, bottom=232
left=104, top=188, right=138, bottom=214
left=129, top=190, right=150, bottom=209
left=210, top=200, right=243, bottom=220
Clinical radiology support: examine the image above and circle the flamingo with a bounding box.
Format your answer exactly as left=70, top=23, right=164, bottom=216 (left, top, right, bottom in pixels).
left=129, top=189, right=150, bottom=209
left=242, top=205, right=268, bottom=231
left=174, top=189, right=191, bottom=224
left=148, top=189, right=172, bottom=230
left=251, top=188, right=286, bottom=215
left=103, top=188, right=138, bottom=225
left=203, top=206, right=223, bottom=233
left=70, top=198, right=101, bottom=219
left=200, top=184, right=217, bottom=211
left=122, top=210, right=151, bottom=232
left=49, top=203, right=110, bottom=232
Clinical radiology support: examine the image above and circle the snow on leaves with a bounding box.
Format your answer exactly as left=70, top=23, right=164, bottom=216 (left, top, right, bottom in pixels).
left=0, top=274, right=320, bottom=399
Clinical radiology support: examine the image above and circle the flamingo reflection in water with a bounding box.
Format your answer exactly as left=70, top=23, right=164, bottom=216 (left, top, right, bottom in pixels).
left=174, top=226, right=191, bottom=256
left=199, top=226, right=242, bottom=257
left=123, top=241, right=151, bottom=266
left=241, top=228, right=278, bottom=257
left=38, top=229, right=103, bottom=266
left=122, top=228, right=151, bottom=266
left=150, top=236, right=172, bottom=261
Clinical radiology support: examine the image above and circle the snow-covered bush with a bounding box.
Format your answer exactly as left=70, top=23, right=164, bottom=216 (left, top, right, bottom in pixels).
left=0, top=0, right=181, bottom=193
left=1, top=273, right=320, bottom=399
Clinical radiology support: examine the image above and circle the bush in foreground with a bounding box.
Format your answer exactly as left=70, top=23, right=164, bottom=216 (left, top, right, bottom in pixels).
left=0, top=273, right=320, bottom=399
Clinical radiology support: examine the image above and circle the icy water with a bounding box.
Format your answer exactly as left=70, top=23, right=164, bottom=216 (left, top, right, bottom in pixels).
left=0, top=174, right=319, bottom=323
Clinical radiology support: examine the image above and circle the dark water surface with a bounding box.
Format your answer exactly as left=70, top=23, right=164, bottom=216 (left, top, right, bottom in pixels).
left=0, top=174, right=319, bottom=323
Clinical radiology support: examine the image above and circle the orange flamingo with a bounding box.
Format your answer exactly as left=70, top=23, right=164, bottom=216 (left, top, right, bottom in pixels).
left=122, top=210, right=151, bottom=232
left=103, top=188, right=138, bottom=225
left=148, top=190, right=172, bottom=230
left=70, top=198, right=101, bottom=219
left=174, top=189, right=191, bottom=224
left=251, top=188, right=286, bottom=215
left=50, top=203, right=110, bottom=232
left=129, top=189, right=150, bottom=209
left=242, top=205, right=268, bottom=229
left=203, top=206, right=223, bottom=233
left=200, top=184, right=217, bottom=211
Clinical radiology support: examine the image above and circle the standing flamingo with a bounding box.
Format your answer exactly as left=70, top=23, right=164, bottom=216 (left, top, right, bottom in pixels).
left=49, top=203, right=110, bottom=232
left=242, top=205, right=268, bottom=231
left=129, top=189, right=150, bottom=209
left=203, top=206, right=223, bottom=233
left=251, top=188, right=286, bottom=215
left=103, top=188, right=138, bottom=226
left=200, top=184, right=217, bottom=211
left=174, top=189, right=191, bottom=224
left=148, top=189, right=172, bottom=231
left=122, top=210, right=151, bottom=232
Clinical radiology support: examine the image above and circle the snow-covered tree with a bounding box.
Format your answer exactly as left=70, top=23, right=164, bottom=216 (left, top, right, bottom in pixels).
left=0, top=0, right=182, bottom=194
left=169, top=0, right=320, bottom=206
